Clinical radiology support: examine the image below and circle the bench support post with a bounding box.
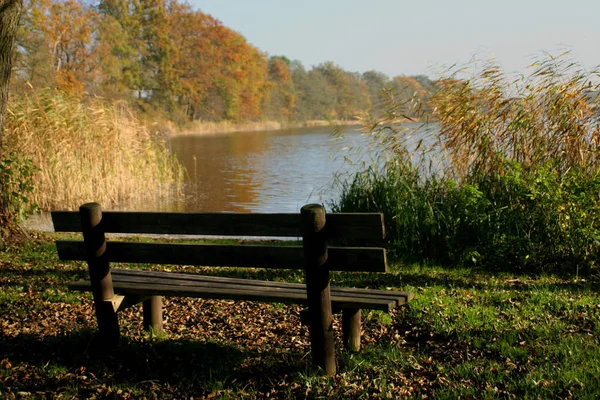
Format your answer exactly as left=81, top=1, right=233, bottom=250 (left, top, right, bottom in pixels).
left=301, top=204, right=336, bottom=376
left=80, top=203, right=120, bottom=346
left=143, top=295, right=163, bottom=333
left=342, top=308, right=361, bottom=352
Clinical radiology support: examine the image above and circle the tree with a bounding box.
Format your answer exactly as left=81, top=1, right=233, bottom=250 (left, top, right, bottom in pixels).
left=13, top=0, right=99, bottom=94
left=0, top=0, right=24, bottom=233
left=95, top=0, right=143, bottom=99
left=264, top=56, right=296, bottom=121
left=13, top=0, right=56, bottom=91
left=362, top=70, right=392, bottom=115
left=313, top=62, right=370, bottom=119
left=0, top=0, right=23, bottom=142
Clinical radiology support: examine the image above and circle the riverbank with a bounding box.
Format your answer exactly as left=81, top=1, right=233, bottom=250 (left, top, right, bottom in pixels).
left=165, top=119, right=361, bottom=137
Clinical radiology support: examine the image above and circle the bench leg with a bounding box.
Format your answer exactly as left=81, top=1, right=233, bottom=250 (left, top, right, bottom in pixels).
left=81, top=203, right=120, bottom=346
left=92, top=290, right=120, bottom=346
left=342, top=308, right=361, bottom=352
left=143, top=296, right=163, bottom=333
left=299, top=307, right=311, bottom=326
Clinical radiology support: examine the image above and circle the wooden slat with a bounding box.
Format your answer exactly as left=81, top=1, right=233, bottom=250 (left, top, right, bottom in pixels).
left=68, top=279, right=396, bottom=311
left=110, top=268, right=412, bottom=303
left=51, top=211, right=384, bottom=240
left=111, top=274, right=406, bottom=305
left=326, top=213, right=385, bottom=240
left=56, top=241, right=387, bottom=272
left=67, top=268, right=413, bottom=307
left=69, top=276, right=409, bottom=307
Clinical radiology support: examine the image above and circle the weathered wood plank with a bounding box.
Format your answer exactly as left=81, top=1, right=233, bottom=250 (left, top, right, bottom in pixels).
left=114, top=274, right=408, bottom=304
left=112, top=273, right=405, bottom=305
left=69, top=275, right=409, bottom=307
left=51, top=211, right=385, bottom=240
left=56, top=241, right=387, bottom=272
left=68, top=272, right=410, bottom=307
left=75, top=280, right=396, bottom=311
left=110, top=268, right=413, bottom=302
left=67, top=278, right=401, bottom=312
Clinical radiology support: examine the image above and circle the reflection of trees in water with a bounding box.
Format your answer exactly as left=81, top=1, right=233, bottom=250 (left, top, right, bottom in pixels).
left=168, top=126, right=441, bottom=213
left=170, top=131, right=268, bottom=212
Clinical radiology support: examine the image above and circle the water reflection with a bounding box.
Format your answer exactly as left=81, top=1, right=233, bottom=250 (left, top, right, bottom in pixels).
left=169, top=126, right=370, bottom=213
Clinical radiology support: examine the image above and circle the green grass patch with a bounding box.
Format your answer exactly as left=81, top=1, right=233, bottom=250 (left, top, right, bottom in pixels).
left=1, top=234, right=600, bottom=398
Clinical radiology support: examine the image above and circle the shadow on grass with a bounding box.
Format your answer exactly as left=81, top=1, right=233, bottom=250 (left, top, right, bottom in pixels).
left=0, top=330, right=307, bottom=396
left=0, top=266, right=86, bottom=286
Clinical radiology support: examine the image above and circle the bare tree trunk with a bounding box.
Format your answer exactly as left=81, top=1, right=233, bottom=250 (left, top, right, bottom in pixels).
left=0, top=0, right=22, bottom=146
left=0, top=0, right=24, bottom=234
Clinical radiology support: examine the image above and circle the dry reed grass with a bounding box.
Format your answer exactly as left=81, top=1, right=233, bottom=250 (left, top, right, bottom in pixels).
left=4, top=90, right=183, bottom=211
left=431, top=54, right=600, bottom=180
left=360, top=53, right=600, bottom=182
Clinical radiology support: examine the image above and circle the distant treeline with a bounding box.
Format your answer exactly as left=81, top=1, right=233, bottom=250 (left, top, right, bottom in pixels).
left=13, top=0, right=435, bottom=124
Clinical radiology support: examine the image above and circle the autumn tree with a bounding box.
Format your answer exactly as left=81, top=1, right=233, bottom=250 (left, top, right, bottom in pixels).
left=362, top=70, right=393, bottom=115
left=169, top=3, right=211, bottom=120
left=94, top=0, right=142, bottom=99
left=313, top=62, right=370, bottom=119
left=11, top=0, right=436, bottom=125
left=262, top=56, right=295, bottom=121
left=14, top=0, right=100, bottom=94
left=206, top=23, right=268, bottom=121
left=13, top=0, right=55, bottom=90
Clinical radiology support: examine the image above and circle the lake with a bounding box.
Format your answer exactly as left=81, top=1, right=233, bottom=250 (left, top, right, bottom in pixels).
left=168, top=125, right=374, bottom=213
left=23, top=123, right=438, bottom=231
left=167, top=122, right=442, bottom=214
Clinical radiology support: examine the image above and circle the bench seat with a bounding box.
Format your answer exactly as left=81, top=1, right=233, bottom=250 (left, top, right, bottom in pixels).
left=68, top=268, right=414, bottom=312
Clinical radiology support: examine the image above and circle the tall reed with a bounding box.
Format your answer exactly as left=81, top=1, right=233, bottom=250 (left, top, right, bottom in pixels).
left=334, top=54, right=600, bottom=274
left=4, top=90, right=183, bottom=211
left=431, top=55, right=600, bottom=180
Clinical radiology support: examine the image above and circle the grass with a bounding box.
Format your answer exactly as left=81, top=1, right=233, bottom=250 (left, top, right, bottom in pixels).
left=1, top=233, right=599, bottom=398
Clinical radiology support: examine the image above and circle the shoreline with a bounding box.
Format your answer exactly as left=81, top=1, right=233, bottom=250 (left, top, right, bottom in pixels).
left=166, top=119, right=362, bottom=137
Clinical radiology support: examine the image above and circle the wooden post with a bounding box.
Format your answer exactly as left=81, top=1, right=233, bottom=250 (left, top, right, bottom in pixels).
left=80, top=202, right=120, bottom=346
left=143, top=296, right=163, bottom=333
left=342, top=308, right=361, bottom=352
left=301, top=203, right=336, bottom=376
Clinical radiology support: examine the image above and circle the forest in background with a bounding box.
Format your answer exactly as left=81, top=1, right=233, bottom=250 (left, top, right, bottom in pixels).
left=12, top=0, right=435, bottom=127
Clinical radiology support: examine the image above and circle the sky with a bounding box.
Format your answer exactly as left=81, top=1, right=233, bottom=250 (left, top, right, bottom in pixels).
left=191, top=0, right=600, bottom=79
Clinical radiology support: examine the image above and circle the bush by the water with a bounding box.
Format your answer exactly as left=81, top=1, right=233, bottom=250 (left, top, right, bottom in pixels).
left=335, top=161, right=600, bottom=274
left=334, top=55, right=600, bottom=275
left=2, top=90, right=183, bottom=215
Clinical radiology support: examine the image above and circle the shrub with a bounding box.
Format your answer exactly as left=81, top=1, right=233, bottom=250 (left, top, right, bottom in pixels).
left=0, top=150, right=37, bottom=229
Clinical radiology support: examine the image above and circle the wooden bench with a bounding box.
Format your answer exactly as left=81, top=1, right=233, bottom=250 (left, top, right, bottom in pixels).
left=52, top=202, right=413, bottom=376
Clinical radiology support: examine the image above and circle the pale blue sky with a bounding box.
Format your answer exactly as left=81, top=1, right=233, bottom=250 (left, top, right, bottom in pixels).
left=191, top=0, right=599, bottom=78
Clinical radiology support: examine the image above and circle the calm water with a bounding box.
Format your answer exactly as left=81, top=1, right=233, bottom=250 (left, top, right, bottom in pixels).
left=168, top=126, right=374, bottom=213
left=24, top=123, right=438, bottom=231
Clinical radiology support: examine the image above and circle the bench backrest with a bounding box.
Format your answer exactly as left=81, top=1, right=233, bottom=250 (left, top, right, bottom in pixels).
left=52, top=203, right=388, bottom=272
